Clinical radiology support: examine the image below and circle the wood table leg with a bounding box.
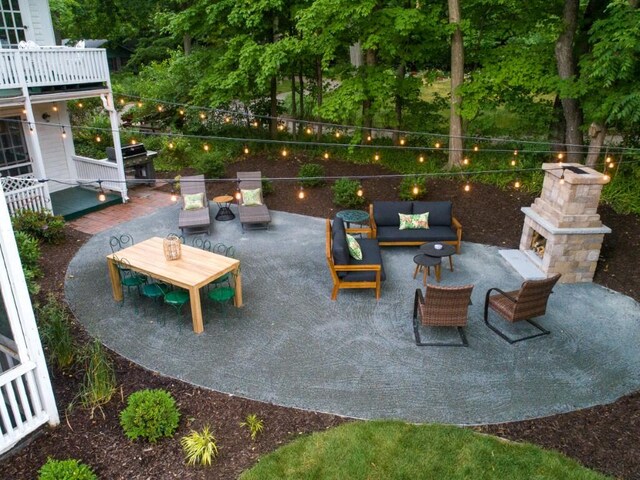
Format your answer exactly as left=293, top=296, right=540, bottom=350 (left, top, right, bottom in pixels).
left=107, top=258, right=123, bottom=302
left=435, top=264, right=441, bottom=282
left=448, top=255, right=454, bottom=271
left=413, top=264, right=419, bottom=279
left=189, top=286, right=204, bottom=334
left=233, top=266, right=243, bottom=307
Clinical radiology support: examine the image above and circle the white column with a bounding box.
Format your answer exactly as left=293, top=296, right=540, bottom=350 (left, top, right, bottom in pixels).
left=101, top=92, right=128, bottom=202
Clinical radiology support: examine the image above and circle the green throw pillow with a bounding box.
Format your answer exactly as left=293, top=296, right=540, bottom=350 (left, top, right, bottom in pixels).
left=346, top=234, right=363, bottom=260
left=183, top=192, right=204, bottom=210
left=399, top=212, right=429, bottom=230
left=241, top=188, right=263, bottom=206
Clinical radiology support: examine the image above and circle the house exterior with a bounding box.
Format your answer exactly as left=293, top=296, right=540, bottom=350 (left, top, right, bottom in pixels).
left=0, top=0, right=129, bottom=217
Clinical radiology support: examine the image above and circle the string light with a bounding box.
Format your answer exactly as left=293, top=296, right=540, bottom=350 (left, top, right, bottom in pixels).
left=252, top=121, right=259, bottom=128
left=305, top=127, right=312, bottom=135
left=298, top=186, right=305, bottom=199
left=559, top=171, right=565, bottom=185
left=463, top=157, right=469, bottom=166
left=473, top=145, right=479, bottom=152
left=22, top=108, right=26, bottom=114
left=606, top=156, right=612, bottom=164
left=97, top=180, right=106, bottom=202
left=234, top=183, right=242, bottom=201
left=61, top=126, right=67, bottom=139
left=412, top=184, right=419, bottom=195
left=203, top=143, right=210, bottom=152
left=366, top=134, right=372, bottom=142
left=603, top=173, right=611, bottom=182
left=224, top=116, right=231, bottom=123
left=243, top=146, right=250, bottom=154
left=199, top=112, right=206, bottom=120
left=374, top=152, right=380, bottom=161
left=170, top=181, right=178, bottom=202
left=95, top=135, right=101, bottom=143
left=179, top=109, right=185, bottom=116
left=277, top=123, right=285, bottom=131
left=514, top=179, right=521, bottom=189
left=513, top=149, right=518, bottom=156
left=557, top=152, right=564, bottom=160
left=435, top=142, right=441, bottom=149
left=356, top=182, right=364, bottom=197
left=52, top=104, right=58, bottom=112
left=608, top=160, right=615, bottom=169
left=168, top=141, right=175, bottom=149
left=464, top=181, right=471, bottom=192
left=281, top=148, right=288, bottom=157
left=157, top=105, right=163, bottom=112
left=418, top=154, right=425, bottom=163
left=399, top=138, right=406, bottom=146
left=323, top=152, right=330, bottom=160
left=119, top=98, right=125, bottom=105
left=29, top=123, right=34, bottom=133
left=511, top=159, right=517, bottom=167
left=77, top=102, right=83, bottom=108
left=335, top=131, right=341, bottom=139
left=130, top=138, right=137, bottom=145
left=136, top=101, right=142, bottom=108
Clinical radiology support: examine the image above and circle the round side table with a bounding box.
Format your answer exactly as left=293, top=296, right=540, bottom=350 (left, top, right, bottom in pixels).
left=413, top=254, right=442, bottom=285
left=213, top=195, right=235, bottom=221
left=336, top=209, right=370, bottom=228
left=419, top=242, right=456, bottom=272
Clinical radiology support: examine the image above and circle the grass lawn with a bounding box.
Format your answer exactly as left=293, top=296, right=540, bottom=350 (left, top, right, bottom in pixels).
left=240, top=421, right=610, bottom=480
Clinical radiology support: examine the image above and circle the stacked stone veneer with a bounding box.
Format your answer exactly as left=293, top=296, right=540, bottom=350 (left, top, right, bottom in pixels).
left=519, top=163, right=611, bottom=283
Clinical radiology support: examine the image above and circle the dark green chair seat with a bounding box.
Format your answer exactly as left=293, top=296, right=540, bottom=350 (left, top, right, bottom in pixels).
left=164, top=290, right=190, bottom=314
left=142, top=282, right=167, bottom=301
left=208, top=287, right=235, bottom=303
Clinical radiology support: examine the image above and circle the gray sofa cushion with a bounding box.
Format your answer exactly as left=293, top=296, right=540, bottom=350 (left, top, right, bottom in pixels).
left=341, top=238, right=386, bottom=282
left=332, top=218, right=349, bottom=266
left=376, top=225, right=458, bottom=243
left=373, top=201, right=413, bottom=226
left=412, top=201, right=452, bottom=227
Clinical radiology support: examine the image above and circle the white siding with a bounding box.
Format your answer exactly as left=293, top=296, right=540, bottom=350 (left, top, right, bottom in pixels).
left=25, top=0, right=56, bottom=46
left=33, top=103, right=71, bottom=192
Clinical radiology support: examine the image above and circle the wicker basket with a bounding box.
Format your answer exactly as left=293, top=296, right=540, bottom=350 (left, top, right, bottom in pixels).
left=163, top=234, right=182, bottom=261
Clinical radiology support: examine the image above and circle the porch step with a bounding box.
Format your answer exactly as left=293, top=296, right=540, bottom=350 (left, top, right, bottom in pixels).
left=50, top=187, right=120, bottom=221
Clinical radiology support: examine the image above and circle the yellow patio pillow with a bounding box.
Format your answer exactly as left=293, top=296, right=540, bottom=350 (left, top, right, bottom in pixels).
left=399, top=212, right=429, bottom=230
left=241, top=188, right=263, bottom=206
left=183, top=192, right=204, bottom=210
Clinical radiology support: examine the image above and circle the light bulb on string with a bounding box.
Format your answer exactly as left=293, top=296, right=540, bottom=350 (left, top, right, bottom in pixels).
left=203, top=143, right=210, bottom=152
left=323, top=152, right=330, bottom=160
left=252, top=121, right=259, bottom=128
left=168, top=140, right=175, bottom=149
left=463, top=157, right=469, bottom=166
left=418, top=154, right=425, bottom=163
left=277, top=123, right=285, bottom=131
left=77, top=102, right=83, bottom=108
left=130, top=138, right=137, bottom=145
left=22, top=108, right=27, bottom=114
left=514, top=179, right=521, bottom=189
left=179, top=109, right=185, bottom=116
left=97, top=180, right=106, bottom=202
left=399, top=138, right=406, bottom=146
left=281, top=148, right=288, bottom=157
left=305, top=127, right=312, bottom=135
left=374, top=152, right=380, bottom=162
left=603, top=173, right=611, bottom=183
left=199, top=112, right=206, bottom=120
left=511, top=159, right=517, bottom=167
left=513, top=149, right=518, bottom=156
left=366, top=134, right=372, bottom=142
left=557, top=152, right=564, bottom=160
left=61, top=126, right=67, bottom=139
left=234, top=183, right=242, bottom=201
left=606, top=156, right=612, bottom=164
left=157, top=105, right=163, bottom=112
left=52, top=104, right=58, bottom=112
left=95, top=135, right=101, bottom=143
left=119, top=98, right=125, bottom=105
left=170, top=182, right=178, bottom=202
left=335, top=131, right=341, bottom=139
left=559, top=171, right=565, bottom=185
left=608, top=161, right=615, bottom=169
left=435, top=142, right=441, bottom=149
left=224, top=116, right=231, bottom=123
left=464, top=181, right=471, bottom=192
left=243, top=146, right=250, bottom=155
left=473, top=145, right=479, bottom=152
left=412, top=184, right=419, bottom=195
left=136, top=101, right=142, bottom=108
left=298, top=186, right=305, bottom=200
left=356, top=182, right=364, bottom=197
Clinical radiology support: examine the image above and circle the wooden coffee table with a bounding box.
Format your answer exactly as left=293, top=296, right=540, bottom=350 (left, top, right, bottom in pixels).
left=420, top=242, right=456, bottom=272
left=413, top=254, right=442, bottom=285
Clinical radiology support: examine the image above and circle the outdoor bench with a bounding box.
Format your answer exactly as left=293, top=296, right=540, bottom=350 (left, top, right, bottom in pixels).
left=325, top=217, right=385, bottom=300
left=370, top=200, right=462, bottom=253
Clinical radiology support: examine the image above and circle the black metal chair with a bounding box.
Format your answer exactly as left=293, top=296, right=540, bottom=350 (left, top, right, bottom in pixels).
left=109, top=234, right=134, bottom=253
left=484, top=273, right=561, bottom=344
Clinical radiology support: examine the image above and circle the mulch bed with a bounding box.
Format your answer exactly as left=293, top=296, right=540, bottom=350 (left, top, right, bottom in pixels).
left=2, top=154, right=639, bottom=479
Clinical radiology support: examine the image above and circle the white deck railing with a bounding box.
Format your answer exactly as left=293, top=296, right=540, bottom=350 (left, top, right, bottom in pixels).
left=72, top=155, right=125, bottom=194
left=0, top=47, right=109, bottom=89
left=0, top=176, right=48, bottom=216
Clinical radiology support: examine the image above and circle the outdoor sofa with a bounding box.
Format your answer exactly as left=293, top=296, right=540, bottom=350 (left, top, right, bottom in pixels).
left=370, top=201, right=462, bottom=253
left=325, top=217, right=385, bottom=300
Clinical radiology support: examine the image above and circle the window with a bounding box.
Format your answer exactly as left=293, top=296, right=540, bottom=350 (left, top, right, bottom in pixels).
left=0, top=116, right=31, bottom=177
left=0, top=0, right=25, bottom=48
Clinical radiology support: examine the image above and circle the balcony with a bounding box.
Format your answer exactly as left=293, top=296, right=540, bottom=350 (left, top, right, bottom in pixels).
left=0, top=47, right=109, bottom=91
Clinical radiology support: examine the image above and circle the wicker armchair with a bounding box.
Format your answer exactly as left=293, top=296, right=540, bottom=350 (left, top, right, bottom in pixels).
left=483, top=273, right=561, bottom=344
left=412, top=284, right=474, bottom=347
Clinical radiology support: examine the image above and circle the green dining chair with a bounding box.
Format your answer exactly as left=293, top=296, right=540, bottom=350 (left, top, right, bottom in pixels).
left=112, top=256, right=147, bottom=310
left=164, top=289, right=190, bottom=315
left=210, top=243, right=235, bottom=287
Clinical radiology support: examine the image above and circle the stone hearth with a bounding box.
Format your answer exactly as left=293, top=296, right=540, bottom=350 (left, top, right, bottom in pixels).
left=501, top=163, right=611, bottom=283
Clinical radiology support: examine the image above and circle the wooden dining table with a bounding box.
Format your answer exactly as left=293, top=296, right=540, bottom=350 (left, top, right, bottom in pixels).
left=106, top=237, right=242, bottom=334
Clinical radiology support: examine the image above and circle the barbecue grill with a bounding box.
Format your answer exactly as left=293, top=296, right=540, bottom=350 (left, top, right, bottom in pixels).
left=106, top=144, right=157, bottom=185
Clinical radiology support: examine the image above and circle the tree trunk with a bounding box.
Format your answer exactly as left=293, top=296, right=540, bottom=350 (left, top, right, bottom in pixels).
left=291, top=72, right=297, bottom=117
left=555, top=0, right=584, bottom=163
left=362, top=49, right=376, bottom=142
left=316, top=58, right=323, bottom=139
left=586, top=121, right=606, bottom=167
left=447, top=0, right=464, bottom=168
left=393, top=64, right=405, bottom=145
left=183, top=33, right=192, bottom=55
left=548, top=95, right=566, bottom=154
left=270, top=76, right=278, bottom=138
left=299, top=67, right=304, bottom=121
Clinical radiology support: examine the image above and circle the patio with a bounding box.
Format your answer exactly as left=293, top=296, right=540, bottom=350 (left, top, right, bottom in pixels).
left=65, top=205, right=640, bottom=425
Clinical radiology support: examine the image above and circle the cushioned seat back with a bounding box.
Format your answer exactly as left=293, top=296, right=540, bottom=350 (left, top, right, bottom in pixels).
left=373, top=201, right=412, bottom=226
left=412, top=201, right=452, bottom=226
left=332, top=217, right=349, bottom=266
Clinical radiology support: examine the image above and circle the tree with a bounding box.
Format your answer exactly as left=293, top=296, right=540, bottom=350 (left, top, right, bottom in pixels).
left=447, top=0, right=464, bottom=168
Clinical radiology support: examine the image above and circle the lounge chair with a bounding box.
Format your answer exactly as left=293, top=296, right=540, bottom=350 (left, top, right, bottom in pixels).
left=237, top=171, right=271, bottom=232
left=178, top=174, right=211, bottom=234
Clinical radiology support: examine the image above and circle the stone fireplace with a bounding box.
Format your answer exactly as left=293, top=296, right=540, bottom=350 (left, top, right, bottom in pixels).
left=501, top=163, right=611, bottom=283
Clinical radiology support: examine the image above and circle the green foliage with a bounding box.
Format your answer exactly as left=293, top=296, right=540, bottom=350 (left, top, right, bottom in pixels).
left=332, top=178, right=365, bottom=208
left=38, top=457, right=97, bottom=480
left=240, top=414, right=264, bottom=441
left=120, top=389, right=180, bottom=443
left=181, top=426, right=219, bottom=466
left=261, top=177, right=275, bottom=196
left=15, top=231, right=41, bottom=295
left=398, top=176, right=427, bottom=201
left=240, top=420, right=609, bottom=480
left=297, top=163, right=326, bottom=187
left=12, top=210, right=65, bottom=244
left=37, top=295, right=76, bottom=371
left=77, top=340, right=116, bottom=416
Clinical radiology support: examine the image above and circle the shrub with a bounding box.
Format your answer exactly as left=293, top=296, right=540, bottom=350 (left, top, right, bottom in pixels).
left=77, top=340, right=116, bottom=416
left=37, top=295, right=76, bottom=370
left=297, top=163, right=325, bottom=187
left=240, top=414, right=264, bottom=440
left=181, top=425, right=219, bottom=466
left=261, top=177, right=275, bottom=195
left=38, top=458, right=97, bottom=480
left=120, top=389, right=180, bottom=442
left=15, top=230, right=41, bottom=295
left=398, top=176, right=427, bottom=200
left=12, top=209, right=65, bottom=244
left=332, top=178, right=365, bottom=208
